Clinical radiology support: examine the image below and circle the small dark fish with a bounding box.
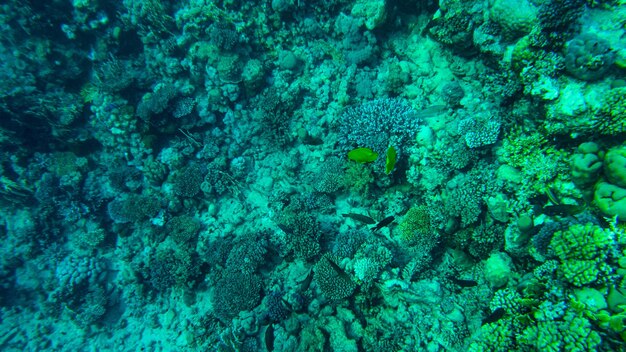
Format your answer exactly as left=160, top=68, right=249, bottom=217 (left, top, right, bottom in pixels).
left=542, top=204, right=584, bottom=217
left=281, top=297, right=294, bottom=312
left=545, top=187, right=561, bottom=205
left=416, top=105, right=447, bottom=119
left=481, top=307, right=506, bottom=326
left=277, top=224, right=294, bottom=235
left=449, top=276, right=478, bottom=288
left=342, top=213, right=376, bottom=224
left=371, top=216, right=395, bottom=232
left=299, top=269, right=314, bottom=291
left=325, top=256, right=351, bottom=281
left=264, top=324, right=275, bottom=352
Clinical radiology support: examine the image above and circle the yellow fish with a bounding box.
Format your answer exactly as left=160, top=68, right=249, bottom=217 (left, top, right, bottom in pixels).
left=347, top=147, right=378, bottom=163
left=385, top=146, right=397, bottom=174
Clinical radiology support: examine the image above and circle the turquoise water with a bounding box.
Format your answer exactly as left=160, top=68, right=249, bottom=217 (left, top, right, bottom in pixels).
left=0, top=0, right=625, bottom=351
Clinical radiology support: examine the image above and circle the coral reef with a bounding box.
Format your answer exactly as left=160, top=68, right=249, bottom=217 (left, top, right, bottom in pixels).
left=1, top=0, right=625, bottom=350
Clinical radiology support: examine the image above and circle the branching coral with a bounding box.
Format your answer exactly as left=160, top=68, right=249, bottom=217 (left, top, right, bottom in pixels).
left=173, top=164, right=204, bottom=197
left=594, top=87, right=626, bottom=135
left=314, top=254, right=356, bottom=300
left=107, top=194, right=161, bottom=223
left=211, top=271, right=262, bottom=322
left=339, top=98, right=419, bottom=159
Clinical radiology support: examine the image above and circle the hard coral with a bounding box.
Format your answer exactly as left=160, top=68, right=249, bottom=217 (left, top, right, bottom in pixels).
left=339, top=98, right=419, bottom=159
left=107, top=194, right=161, bottom=224
left=212, top=271, right=262, bottom=322
left=314, top=254, right=356, bottom=300
left=564, top=33, right=616, bottom=81
left=520, top=312, right=601, bottom=351
left=594, top=87, right=626, bottom=135
left=173, top=164, right=204, bottom=197
left=398, top=206, right=432, bottom=244
left=550, top=223, right=615, bottom=286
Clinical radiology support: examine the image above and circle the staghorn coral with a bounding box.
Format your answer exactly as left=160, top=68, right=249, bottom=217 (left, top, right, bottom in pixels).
left=532, top=221, right=566, bottom=257
left=276, top=195, right=323, bottom=259
left=312, top=156, right=347, bottom=194
left=443, top=172, right=488, bottom=228
left=145, top=247, right=199, bottom=292
left=469, top=220, right=506, bottom=258
left=265, top=290, right=289, bottom=322
left=332, top=228, right=368, bottom=258
left=201, top=159, right=240, bottom=197
left=353, top=257, right=381, bottom=284
left=536, top=0, right=585, bottom=46
left=225, top=232, right=268, bottom=275
left=427, top=5, right=474, bottom=52
left=136, top=83, right=178, bottom=121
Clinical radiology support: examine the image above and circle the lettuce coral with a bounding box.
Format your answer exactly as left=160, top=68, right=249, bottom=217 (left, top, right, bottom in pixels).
left=550, top=223, right=615, bottom=286
left=520, top=313, right=601, bottom=352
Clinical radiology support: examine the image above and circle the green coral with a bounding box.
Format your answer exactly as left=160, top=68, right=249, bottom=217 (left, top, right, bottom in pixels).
left=344, top=162, right=375, bottom=195
left=520, top=313, right=601, bottom=352
left=594, top=181, right=626, bottom=220
left=570, top=142, right=603, bottom=187
left=499, top=129, right=565, bottom=190
left=592, top=309, right=626, bottom=342
left=468, top=320, right=516, bottom=352
left=398, top=206, right=430, bottom=241
left=604, top=145, right=626, bottom=188
left=550, top=223, right=615, bottom=286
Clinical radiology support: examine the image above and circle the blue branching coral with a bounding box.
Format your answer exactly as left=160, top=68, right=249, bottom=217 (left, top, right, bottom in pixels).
left=339, top=98, right=420, bottom=157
